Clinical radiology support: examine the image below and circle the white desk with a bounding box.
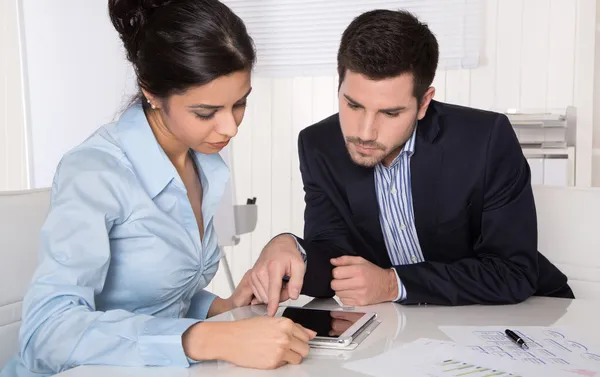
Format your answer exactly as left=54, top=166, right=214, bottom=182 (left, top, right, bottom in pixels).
left=56, top=297, right=599, bottom=377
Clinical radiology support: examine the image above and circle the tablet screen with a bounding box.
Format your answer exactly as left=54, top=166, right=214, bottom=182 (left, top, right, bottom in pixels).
left=281, top=307, right=367, bottom=338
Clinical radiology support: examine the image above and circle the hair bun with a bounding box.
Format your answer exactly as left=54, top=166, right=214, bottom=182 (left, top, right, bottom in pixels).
left=108, top=0, right=174, bottom=63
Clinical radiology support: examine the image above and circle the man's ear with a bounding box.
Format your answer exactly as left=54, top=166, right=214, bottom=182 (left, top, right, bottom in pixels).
left=417, top=87, right=436, bottom=120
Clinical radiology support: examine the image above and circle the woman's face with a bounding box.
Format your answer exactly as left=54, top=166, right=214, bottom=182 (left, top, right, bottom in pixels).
left=147, top=70, right=252, bottom=154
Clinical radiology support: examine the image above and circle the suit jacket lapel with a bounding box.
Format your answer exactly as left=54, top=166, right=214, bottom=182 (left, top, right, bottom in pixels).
left=346, top=164, right=390, bottom=266
left=411, top=102, right=443, bottom=256
left=345, top=101, right=444, bottom=265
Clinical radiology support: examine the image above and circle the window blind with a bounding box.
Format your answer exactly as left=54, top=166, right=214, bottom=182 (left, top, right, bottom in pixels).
left=223, top=0, right=483, bottom=76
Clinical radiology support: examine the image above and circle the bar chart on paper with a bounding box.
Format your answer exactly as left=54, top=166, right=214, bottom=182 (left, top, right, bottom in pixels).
left=342, top=339, right=558, bottom=377
left=439, top=327, right=600, bottom=376
left=425, top=359, right=521, bottom=376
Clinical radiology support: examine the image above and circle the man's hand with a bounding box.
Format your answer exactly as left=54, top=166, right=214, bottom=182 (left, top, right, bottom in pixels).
left=250, top=234, right=306, bottom=316
left=330, top=256, right=398, bottom=306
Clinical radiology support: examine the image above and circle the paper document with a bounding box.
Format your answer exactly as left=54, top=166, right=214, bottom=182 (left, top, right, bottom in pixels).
left=440, top=326, right=600, bottom=376
left=343, top=338, right=570, bottom=377
left=429, top=359, right=521, bottom=376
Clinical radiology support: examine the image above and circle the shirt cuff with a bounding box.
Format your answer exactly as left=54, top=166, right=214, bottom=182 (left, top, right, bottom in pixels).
left=186, top=289, right=218, bottom=320
left=391, top=268, right=407, bottom=302
left=138, top=317, right=200, bottom=367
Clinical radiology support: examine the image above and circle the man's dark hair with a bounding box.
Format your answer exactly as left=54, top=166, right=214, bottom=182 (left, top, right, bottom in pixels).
left=337, top=9, right=439, bottom=102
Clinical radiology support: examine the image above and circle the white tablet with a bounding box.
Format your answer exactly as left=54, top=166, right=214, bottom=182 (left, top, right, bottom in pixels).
left=275, top=306, right=377, bottom=348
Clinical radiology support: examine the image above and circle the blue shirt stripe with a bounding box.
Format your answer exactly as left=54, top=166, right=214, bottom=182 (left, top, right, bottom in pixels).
left=374, top=126, right=424, bottom=301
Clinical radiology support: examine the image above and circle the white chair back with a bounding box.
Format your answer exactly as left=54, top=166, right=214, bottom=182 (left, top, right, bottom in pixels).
left=0, top=188, right=50, bottom=368
left=533, top=185, right=600, bottom=300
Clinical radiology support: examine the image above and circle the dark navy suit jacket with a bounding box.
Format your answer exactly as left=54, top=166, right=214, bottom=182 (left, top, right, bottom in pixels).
left=294, top=100, right=572, bottom=305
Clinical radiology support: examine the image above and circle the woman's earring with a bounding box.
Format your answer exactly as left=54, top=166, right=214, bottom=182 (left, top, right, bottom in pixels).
left=147, top=98, right=156, bottom=110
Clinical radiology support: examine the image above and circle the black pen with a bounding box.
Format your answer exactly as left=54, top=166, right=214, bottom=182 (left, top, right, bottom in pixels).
left=505, top=329, right=528, bottom=349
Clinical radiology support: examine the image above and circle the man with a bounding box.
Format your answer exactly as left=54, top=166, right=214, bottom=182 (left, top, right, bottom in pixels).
left=250, top=9, right=573, bottom=316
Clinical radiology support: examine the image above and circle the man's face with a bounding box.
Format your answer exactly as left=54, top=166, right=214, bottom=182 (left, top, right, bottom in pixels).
left=338, top=71, right=434, bottom=167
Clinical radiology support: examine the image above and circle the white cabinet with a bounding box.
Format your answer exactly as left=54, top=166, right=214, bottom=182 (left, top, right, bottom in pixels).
left=507, top=107, right=576, bottom=187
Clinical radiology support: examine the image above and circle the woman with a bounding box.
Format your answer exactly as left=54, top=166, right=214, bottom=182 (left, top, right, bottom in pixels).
left=0, top=1, right=315, bottom=376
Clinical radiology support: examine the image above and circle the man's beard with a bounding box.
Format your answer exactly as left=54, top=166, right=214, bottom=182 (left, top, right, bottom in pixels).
left=344, top=119, right=418, bottom=168
left=344, top=138, right=387, bottom=168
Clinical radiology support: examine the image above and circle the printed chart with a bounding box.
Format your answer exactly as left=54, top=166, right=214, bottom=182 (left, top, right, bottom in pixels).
left=440, top=327, right=600, bottom=376
left=425, top=359, right=521, bottom=376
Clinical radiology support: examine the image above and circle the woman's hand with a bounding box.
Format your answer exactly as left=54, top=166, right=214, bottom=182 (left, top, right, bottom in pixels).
left=183, top=317, right=317, bottom=369
left=228, top=270, right=255, bottom=309
left=207, top=270, right=256, bottom=318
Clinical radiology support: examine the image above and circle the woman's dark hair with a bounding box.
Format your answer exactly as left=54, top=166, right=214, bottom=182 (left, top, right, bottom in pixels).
left=108, top=0, right=255, bottom=104
left=338, top=9, right=439, bottom=103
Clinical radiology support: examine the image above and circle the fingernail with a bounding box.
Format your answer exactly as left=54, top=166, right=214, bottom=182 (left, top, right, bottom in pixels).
left=292, top=288, right=299, bottom=297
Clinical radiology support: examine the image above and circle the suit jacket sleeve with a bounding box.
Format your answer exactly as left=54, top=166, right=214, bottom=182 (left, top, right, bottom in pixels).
left=293, top=131, right=358, bottom=298
left=395, top=114, right=539, bottom=305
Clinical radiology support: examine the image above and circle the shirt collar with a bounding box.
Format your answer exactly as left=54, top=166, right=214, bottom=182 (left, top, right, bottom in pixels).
left=114, top=102, right=229, bottom=205
left=193, top=151, right=230, bottom=222
left=384, top=123, right=418, bottom=169
left=115, top=102, right=175, bottom=198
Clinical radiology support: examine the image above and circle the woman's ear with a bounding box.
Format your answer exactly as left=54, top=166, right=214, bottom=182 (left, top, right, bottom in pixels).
left=141, top=89, right=159, bottom=110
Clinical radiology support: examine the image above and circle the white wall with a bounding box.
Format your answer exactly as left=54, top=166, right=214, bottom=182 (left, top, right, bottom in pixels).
left=592, top=1, right=600, bottom=187
left=19, top=0, right=138, bottom=188
left=0, top=0, right=28, bottom=191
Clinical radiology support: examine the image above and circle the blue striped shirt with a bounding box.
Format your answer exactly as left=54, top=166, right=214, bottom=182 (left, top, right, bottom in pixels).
left=374, top=127, right=424, bottom=301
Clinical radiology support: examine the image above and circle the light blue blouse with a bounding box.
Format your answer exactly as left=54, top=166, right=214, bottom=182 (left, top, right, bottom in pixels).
left=1, top=102, right=229, bottom=376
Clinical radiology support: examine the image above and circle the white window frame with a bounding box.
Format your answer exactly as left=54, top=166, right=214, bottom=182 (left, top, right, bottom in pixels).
left=223, top=0, right=484, bottom=77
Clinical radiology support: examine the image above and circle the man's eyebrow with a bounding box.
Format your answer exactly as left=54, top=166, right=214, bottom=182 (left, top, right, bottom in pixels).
left=343, top=94, right=407, bottom=112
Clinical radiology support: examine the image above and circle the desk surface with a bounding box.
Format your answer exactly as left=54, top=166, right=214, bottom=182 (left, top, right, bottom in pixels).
left=57, top=297, right=599, bottom=377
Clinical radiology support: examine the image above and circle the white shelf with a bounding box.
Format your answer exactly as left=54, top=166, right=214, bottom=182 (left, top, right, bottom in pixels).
left=523, top=147, right=575, bottom=187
